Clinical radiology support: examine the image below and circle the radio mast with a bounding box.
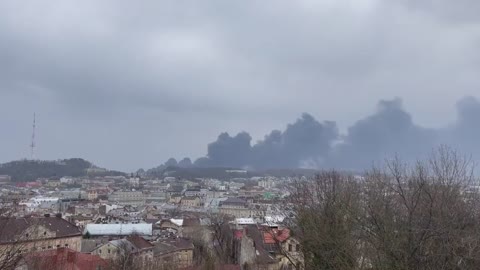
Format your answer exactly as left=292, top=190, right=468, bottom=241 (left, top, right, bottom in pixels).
left=30, top=113, right=36, bottom=160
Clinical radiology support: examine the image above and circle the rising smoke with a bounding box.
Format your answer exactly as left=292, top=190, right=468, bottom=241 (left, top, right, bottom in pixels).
left=161, top=96, right=480, bottom=171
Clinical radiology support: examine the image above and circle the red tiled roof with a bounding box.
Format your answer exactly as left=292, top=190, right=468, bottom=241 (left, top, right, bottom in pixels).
left=23, top=247, right=107, bottom=270
left=234, top=230, right=243, bottom=240
left=183, top=264, right=240, bottom=270
left=263, top=228, right=290, bottom=244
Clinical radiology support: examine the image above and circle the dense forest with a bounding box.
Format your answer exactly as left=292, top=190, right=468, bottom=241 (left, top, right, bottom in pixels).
left=0, top=158, right=126, bottom=182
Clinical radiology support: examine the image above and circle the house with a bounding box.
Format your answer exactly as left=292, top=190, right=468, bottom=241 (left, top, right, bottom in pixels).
left=184, top=188, right=202, bottom=197
left=91, top=235, right=154, bottom=262
left=169, top=195, right=182, bottom=204
left=153, top=238, right=194, bottom=269
left=166, top=185, right=184, bottom=199
left=219, top=198, right=266, bottom=218
left=0, top=216, right=82, bottom=255
left=108, top=191, right=146, bottom=206
left=17, top=247, right=107, bottom=270
left=238, top=225, right=303, bottom=270
left=181, top=196, right=201, bottom=207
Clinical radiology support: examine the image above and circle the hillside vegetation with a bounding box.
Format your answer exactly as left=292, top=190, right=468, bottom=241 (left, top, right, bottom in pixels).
left=0, top=158, right=125, bottom=182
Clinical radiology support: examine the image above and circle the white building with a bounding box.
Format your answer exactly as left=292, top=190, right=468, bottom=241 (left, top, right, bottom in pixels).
left=84, top=223, right=152, bottom=236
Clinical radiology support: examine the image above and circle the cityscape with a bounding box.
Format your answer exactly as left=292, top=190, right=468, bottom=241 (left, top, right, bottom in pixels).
left=2, top=1, right=480, bottom=270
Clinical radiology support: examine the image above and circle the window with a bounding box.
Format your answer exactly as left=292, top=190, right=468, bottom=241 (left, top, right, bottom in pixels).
left=108, top=249, right=111, bottom=254
left=57, top=245, right=60, bottom=248
left=99, top=250, right=102, bottom=254
left=295, top=245, right=300, bottom=252
left=25, top=233, right=29, bottom=238
left=48, top=246, right=52, bottom=249
left=288, top=244, right=292, bottom=252
left=44, top=232, right=47, bottom=235
left=65, top=244, right=69, bottom=247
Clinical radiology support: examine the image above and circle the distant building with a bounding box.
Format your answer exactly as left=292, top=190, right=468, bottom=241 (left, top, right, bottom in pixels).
left=180, top=196, right=201, bottom=207
left=219, top=198, right=266, bottom=218
left=92, top=235, right=154, bottom=262
left=0, top=175, right=11, bottom=184
left=0, top=216, right=82, bottom=253
left=238, top=225, right=303, bottom=270
left=258, top=178, right=276, bottom=189
left=108, top=191, right=146, bottom=206
left=60, top=177, right=74, bottom=184
left=83, top=223, right=153, bottom=237
left=18, top=247, right=107, bottom=270
left=153, top=238, right=194, bottom=269
left=87, top=190, right=98, bottom=201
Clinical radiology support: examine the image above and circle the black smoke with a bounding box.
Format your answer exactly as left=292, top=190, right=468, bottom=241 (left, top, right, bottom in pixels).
left=251, top=114, right=338, bottom=169
left=154, top=96, right=480, bottom=171
left=329, top=98, right=436, bottom=170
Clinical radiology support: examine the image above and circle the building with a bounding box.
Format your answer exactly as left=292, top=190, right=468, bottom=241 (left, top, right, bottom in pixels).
left=219, top=198, right=266, bottom=218
left=92, top=235, right=154, bottom=263
left=184, top=188, right=202, bottom=197
left=0, top=216, right=82, bottom=254
left=169, top=195, right=182, bottom=204
left=0, top=175, right=11, bottom=185
left=87, top=190, right=98, bottom=201
left=153, top=238, right=194, bottom=269
left=18, top=247, right=107, bottom=270
left=258, top=178, right=276, bottom=189
left=238, top=225, right=303, bottom=270
left=84, top=223, right=152, bottom=237
left=108, top=191, right=146, bottom=206
left=180, top=196, right=201, bottom=207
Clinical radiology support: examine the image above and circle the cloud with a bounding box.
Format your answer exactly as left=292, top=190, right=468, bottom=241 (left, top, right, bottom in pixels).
left=1, top=1, right=480, bottom=171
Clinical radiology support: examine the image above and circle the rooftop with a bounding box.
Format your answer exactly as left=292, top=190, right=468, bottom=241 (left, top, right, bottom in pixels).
left=84, top=223, right=152, bottom=236
left=0, top=217, right=81, bottom=244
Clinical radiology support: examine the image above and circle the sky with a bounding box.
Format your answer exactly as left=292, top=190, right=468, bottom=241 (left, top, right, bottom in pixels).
left=1, top=0, right=480, bottom=172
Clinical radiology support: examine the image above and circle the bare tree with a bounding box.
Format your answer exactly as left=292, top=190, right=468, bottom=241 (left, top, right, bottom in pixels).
left=359, top=146, right=480, bottom=270
left=290, top=171, right=362, bottom=270
left=289, top=146, right=480, bottom=270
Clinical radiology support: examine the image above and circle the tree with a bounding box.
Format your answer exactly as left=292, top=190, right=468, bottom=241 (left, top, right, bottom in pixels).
left=290, top=146, right=480, bottom=270
left=290, top=171, right=362, bottom=270
left=359, top=146, right=480, bottom=270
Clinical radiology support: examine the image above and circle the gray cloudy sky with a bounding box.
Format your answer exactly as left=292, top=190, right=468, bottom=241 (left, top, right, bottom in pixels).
left=1, top=0, right=480, bottom=171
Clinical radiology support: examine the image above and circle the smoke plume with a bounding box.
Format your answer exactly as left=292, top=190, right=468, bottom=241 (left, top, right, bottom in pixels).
left=161, top=96, right=480, bottom=171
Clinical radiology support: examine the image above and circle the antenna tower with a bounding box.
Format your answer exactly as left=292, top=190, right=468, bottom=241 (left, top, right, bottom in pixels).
left=30, top=113, right=36, bottom=160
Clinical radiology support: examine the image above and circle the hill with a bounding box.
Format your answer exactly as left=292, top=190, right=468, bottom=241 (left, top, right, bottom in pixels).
left=0, top=158, right=126, bottom=182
